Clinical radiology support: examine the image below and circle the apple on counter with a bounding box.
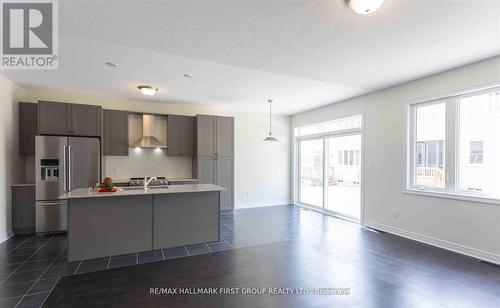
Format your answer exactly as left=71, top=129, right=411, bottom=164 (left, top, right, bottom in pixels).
left=99, top=177, right=117, bottom=192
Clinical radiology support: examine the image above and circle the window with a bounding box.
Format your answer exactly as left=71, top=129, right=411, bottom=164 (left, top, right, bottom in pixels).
left=408, top=86, right=500, bottom=200
left=295, top=115, right=362, bottom=137
left=458, top=90, right=499, bottom=194
left=413, top=102, right=446, bottom=189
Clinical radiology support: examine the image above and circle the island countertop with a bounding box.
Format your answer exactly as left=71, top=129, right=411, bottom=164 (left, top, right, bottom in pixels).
left=59, top=183, right=225, bottom=199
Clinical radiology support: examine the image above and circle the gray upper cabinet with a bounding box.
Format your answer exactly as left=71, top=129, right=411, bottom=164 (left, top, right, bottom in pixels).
left=38, top=101, right=102, bottom=137
left=167, top=115, right=182, bottom=156
left=196, top=115, right=234, bottom=157
left=103, top=109, right=128, bottom=156
left=38, top=101, right=72, bottom=135
left=216, top=116, right=234, bottom=157
left=181, top=116, right=195, bottom=156
left=72, top=104, right=102, bottom=137
left=19, top=102, right=38, bottom=155
left=196, top=115, right=216, bottom=156
left=167, top=115, right=195, bottom=156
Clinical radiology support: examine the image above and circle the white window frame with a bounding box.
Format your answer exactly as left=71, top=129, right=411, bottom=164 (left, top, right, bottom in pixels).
left=405, top=83, right=500, bottom=205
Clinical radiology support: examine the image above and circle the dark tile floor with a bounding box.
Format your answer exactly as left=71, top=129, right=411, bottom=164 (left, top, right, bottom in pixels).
left=0, top=205, right=499, bottom=307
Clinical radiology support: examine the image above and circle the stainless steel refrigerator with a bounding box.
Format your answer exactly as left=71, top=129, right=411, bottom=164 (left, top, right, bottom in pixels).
left=35, top=136, right=101, bottom=233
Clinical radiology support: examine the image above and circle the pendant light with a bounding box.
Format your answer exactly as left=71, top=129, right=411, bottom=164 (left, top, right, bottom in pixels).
left=263, top=99, right=279, bottom=142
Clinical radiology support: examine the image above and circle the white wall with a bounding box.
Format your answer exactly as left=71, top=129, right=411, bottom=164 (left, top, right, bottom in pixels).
left=292, top=57, right=500, bottom=263
left=0, top=75, right=26, bottom=241
left=22, top=88, right=291, bottom=209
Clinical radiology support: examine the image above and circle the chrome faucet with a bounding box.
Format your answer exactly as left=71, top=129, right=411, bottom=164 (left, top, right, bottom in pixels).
left=143, top=177, right=157, bottom=191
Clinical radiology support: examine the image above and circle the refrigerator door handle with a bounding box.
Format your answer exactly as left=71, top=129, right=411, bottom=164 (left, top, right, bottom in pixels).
left=68, top=145, right=72, bottom=191
left=63, top=145, right=68, bottom=192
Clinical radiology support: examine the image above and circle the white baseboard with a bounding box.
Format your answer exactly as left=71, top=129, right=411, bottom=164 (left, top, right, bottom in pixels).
left=365, top=221, right=500, bottom=265
left=0, top=229, right=14, bottom=244
left=235, top=200, right=291, bottom=209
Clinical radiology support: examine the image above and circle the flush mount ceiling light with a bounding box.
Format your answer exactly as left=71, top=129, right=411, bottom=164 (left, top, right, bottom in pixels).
left=137, top=85, right=158, bottom=96
left=105, top=61, right=119, bottom=67
left=348, top=0, right=384, bottom=15
left=183, top=73, right=193, bottom=79
left=263, top=99, right=279, bottom=142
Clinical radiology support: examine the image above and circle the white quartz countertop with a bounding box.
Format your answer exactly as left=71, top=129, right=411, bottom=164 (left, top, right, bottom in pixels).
left=59, top=184, right=225, bottom=199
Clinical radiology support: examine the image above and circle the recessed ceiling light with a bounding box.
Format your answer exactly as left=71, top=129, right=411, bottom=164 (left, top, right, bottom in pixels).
left=137, top=85, right=158, bottom=96
left=348, top=0, right=384, bottom=15
left=183, top=73, right=193, bottom=79
left=105, top=62, right=119, bottom=67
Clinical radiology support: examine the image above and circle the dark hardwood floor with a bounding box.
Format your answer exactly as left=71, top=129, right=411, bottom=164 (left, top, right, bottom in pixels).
left=0, top=205, right=498, bottom=307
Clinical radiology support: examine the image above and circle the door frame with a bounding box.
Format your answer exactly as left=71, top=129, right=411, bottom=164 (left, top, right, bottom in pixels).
left=295, top=116, right=365, bottom=225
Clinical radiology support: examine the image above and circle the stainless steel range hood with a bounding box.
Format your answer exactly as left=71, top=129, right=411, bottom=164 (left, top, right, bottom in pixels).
left=132, top=114, right=167, bottom=148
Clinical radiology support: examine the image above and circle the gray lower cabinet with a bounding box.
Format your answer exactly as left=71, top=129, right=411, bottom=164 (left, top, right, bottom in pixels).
left=67, top=192, right=220, bottom=262
left=103, top=109, right=128, bottom=156
left=38, top=101, right=102, bottom=137
left=196, top=157, right=216, bottom=184
left=216, top=157, right=234, bottom=211
left=68, top=195, right=153, bottom=261
left=11, top=185, right=36, bottom=234
left=19, top=102, right=38, bottom=155
left=195, top=157, right=234, bottom=210
left=153, top=192, right=219, bottom=249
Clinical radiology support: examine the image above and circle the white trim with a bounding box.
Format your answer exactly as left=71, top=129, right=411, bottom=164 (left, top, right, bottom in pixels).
left=407, top=82, right=500, bottom=106
left=365, top=221, right=500, bottom=265
left=0, top=230, right=14, bottom=244
left=236, top=200, right=291, bottom=209
left=404, top=189, right=500, bottom=205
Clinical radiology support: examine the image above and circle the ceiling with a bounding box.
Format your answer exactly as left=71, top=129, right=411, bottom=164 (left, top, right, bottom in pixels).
left=2, top=0, right=499, bottom=114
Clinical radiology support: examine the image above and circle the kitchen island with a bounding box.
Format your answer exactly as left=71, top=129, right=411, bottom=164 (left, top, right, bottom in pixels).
left=60, top=184, right=225, bottom=262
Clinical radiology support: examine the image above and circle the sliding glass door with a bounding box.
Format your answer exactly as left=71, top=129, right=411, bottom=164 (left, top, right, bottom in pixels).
left=298, top=139, right=323, bottom=207
left=325, top=134, right=361, bottom=220
left=297, top=132, right=361, bottom=221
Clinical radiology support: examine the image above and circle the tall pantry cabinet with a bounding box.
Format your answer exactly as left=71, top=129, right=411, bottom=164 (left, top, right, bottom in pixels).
left=193, top=115, right=234, bottom=211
